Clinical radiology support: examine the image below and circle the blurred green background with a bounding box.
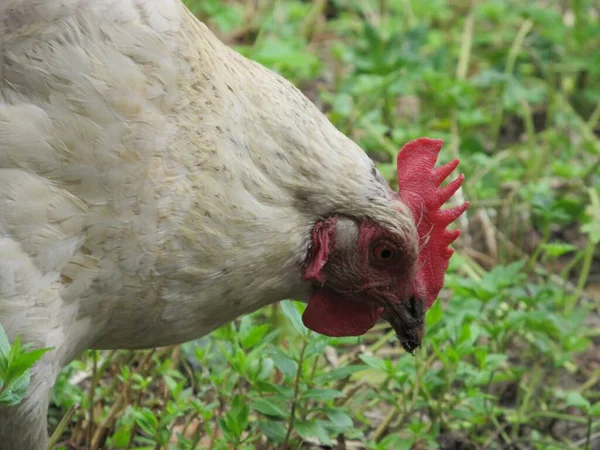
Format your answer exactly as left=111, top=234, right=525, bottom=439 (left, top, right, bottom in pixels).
left=49, top=1, right=600, bottom=449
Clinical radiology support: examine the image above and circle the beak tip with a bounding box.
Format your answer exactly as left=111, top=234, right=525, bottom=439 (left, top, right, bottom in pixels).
left=399, top=326, right=425, bottom=354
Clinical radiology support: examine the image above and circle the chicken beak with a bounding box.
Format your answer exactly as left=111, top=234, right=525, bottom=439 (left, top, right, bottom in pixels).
left=400, top=325, right=424, bottom=354
left=381, top=296, right=425, bottom=354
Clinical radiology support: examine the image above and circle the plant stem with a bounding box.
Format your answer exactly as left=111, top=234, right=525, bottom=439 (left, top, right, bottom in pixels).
left=527, top=225, right=551, bottom=273
left=47, top=404, right=79, bottom=450
left=301, top=0, right=326, bottom=40
left=491, top=19, right=533, bottom=145
left=189, top=416, right=204, bottom=450
left=585, top=416, right=593, bottom=450
left=450, top=7, right=473, bottom=242
left=587, top=101, right=600, bottom=130
left=511, top=365, right=542, bottom=441
left=372, top=407, right=396, bottom=442
left=87, top=351, right=98, bottom=449
left=91, top=349, right=155, bottom=450
left=527, top=411, right=590, bottom=425
left=281, top=339, right=308, bottom=449
left=456, top=11, right=474, bottom=81
left=570, top=241, right=595, bottom=313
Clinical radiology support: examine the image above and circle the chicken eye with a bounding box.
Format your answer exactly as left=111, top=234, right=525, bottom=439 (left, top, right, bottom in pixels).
left=373, top=244, right=395, bottom=263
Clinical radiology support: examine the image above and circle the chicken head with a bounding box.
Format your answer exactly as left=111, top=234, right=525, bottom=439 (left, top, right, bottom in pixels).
left=302, top=138, right=468, bottom=352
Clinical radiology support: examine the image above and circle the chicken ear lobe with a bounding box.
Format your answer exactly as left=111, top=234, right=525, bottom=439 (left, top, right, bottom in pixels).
left=302, top=218, right=382, bottom=336
left=303, top=217, right=337, bottom=283
left=396, top=138, right=469, bottom=309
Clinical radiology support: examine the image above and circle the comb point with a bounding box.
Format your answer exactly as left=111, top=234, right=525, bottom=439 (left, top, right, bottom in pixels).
left=395, top=138, right=468, bottom=310
left=434, top=159, right=460, bottom=186
left=437, top=201, right=469, bottom=226
left=435, top=174, right=465, bottom=208
left=397, top=138, right=444, bottom=176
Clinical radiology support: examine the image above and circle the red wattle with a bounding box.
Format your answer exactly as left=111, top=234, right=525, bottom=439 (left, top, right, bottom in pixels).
left=302, top=288, right=382, bottom=337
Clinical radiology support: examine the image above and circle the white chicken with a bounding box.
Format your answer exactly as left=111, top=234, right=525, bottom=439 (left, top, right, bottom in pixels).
left=0, top=0, right=467, bottom=448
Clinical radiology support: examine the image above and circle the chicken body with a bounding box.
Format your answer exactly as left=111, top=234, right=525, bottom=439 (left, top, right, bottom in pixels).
left=0, top=1, right=414, bottom=448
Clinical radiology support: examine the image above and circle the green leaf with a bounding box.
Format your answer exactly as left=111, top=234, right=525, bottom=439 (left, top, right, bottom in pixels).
left=295, top=420, right=332, bottom=445
left=582, top=188, right=600, bottom=244
left=250, top=356, right=274, bottom=380
left=300, top=388, right=344, bottom=402
left=541, top=242, right=578, bottom=257
left=280, top=300, right=308, bottom=336
left=564, top=391, right=590, bottom=412
left=4, top=348, right=51, bottom=385
left=257, top=420, right=287, bottom=443
left=326, top=410, right=353, bottom=430
left=358, top=354, right=387, bottom=372
left=238, top=316, right=253, bottom=343
left=332, top=93, right=353, bottom=117
left=426, top=299, right=443, bottom=329
left=590, top=402, right=600, bottom=416
left=0, top=372, right=30, bottom=406
left=270, top=347, right=298, bottom=378
left=110, top=422, right=134, bottom=448
left=0, top=324, right=10, bottom=362
left=313, top=365, right=367, bottom=383
left=218, top=416, right=236, bottom=441
left=305, top=337, right=328, bottom=358
left=249, top=38, right=321, bottom=79
left=484, top=354, right=508, bottom=371
left=240, top=324, right=270, bottom=349
left=251, top=398, right=288, bottom=419
left=6, top=336, right=21, bottom=372
left=230, top=394, right=249, bottom=431
left=133, top=408, right=158, bottom=437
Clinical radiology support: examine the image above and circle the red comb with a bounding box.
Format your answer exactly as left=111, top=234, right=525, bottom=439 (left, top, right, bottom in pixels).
left=396, top=138, right=469, bottom=308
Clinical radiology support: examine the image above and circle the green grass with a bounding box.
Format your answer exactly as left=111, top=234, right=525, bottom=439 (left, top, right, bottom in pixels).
left=48, top=1, right=600, bottom=449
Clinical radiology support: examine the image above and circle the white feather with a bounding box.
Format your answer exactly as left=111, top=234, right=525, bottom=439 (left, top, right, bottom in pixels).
left=0, top=1, right=413, bottom=448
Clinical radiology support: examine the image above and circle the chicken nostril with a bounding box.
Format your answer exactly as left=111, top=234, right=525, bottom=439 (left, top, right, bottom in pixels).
left=407, top=296, right=418, bottom=316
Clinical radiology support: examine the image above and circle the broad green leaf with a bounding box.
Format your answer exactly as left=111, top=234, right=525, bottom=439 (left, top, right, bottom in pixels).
left=582, top=188, right=600, bottom=244
left=133, top=408, right=158, bottom=437
left=251, top=398, right=288, bottom=419
left=240, top=324, right=270, bottom=349
left=541, top=242, right=577, bottom=257
left=300, top=388, right=344, bottom=402
left=484, top=354, right=508, bottom=371
left=305, top=338, right=329, bottom=358
left=257, top=420, right=286, bottom=443
left=313, top=365, right=368, bottom=383
left=426, top=298, right=443, bottom=329
left=250, top=356, right=274, bottom=380
left=326, top=410, right=353, bottom=429
left=0, top=324, right=10, bottom=362
left=358, top=354, right=388, bottom=372
left=564, top=391, right=590, bottom=412
left=110, top=422, right=134, bottom=448
left=4, top=348, right=51, bottom=385
left=270, top=347, right=298, bottom=378
left=295, top=420, right=332, bottom=445
left=6, top=336, right=21, bottom=372
left=280, top=300, right=308, bottom=336
left=230, top=394, right=249, bottom=431
left=0, top=372, right=30, bottom=406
